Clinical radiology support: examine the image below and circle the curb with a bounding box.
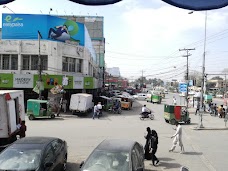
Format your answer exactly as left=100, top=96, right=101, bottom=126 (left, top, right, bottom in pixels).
left=191, top=127, right=228, bottom=130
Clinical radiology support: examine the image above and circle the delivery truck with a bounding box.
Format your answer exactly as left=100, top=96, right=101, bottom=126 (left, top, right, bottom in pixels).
left=0, top=90, right=25, bottom=147
left=69, top=93, right=94, bottom=115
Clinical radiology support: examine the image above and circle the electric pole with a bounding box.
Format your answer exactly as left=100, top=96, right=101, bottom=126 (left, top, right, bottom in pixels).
left=140, top=70, right=145, bottom=89
left=38, top=31, right=43, bottom=100
left=179, top=48, right=195, bottom=109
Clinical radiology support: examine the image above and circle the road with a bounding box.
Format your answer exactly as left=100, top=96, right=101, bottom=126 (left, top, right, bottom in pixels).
left=26, top=93, right=228, bottom=171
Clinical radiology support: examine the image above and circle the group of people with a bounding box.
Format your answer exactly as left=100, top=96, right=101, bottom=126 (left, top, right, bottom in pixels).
left=144, top=122, right=184, bottom=166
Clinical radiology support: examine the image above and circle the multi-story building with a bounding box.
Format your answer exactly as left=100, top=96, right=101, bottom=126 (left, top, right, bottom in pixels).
left=0, top=13, right=105, bottom=103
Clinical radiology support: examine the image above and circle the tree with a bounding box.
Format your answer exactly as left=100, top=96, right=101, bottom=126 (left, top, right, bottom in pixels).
left=211, top=76, right=223, bottom=80
left=188, top=70, right=202, bottom=87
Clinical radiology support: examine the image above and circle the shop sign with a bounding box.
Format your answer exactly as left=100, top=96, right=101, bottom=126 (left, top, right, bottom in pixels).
left=84, top=77, right=94, bottom=89
left=0, top=73, right=13, bottom=88
left=73, top=77, right=84, bottom=89
left=13, top=74, right=33, bottom=88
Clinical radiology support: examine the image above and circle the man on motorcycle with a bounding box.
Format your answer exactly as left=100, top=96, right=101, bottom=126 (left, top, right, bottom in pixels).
left=142, top=105, right=151, bottom=117
left=113, top=100, right=121, bottom=111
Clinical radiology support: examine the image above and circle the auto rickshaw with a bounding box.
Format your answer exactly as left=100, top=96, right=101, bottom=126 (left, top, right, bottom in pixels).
left=120, top=96, right=133, bottom=110
left=27, top=99, right=56, bottom=120
left=164, top=104, right=191, bottom=125
left=97, top=96, right=114, bottom=111
left=147, top=94, right=162, bottom=104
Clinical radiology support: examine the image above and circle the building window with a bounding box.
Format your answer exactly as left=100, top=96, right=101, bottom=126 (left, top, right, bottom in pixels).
left=22, top=55, right=48, bottom=70
left=11, top=55, right=18, bottom=70
left=2, top=54, right=10, bottom=70
left=62, top=57, right=78, bottom=72
left=76, top=59, right=82, bottom=73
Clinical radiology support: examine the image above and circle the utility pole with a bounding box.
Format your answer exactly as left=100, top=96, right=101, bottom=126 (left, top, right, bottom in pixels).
left=38, top=31, right=43, bottom=100
left=179, top=48, right=195, bottom=109
left=140, top=70, right=145, bottom=89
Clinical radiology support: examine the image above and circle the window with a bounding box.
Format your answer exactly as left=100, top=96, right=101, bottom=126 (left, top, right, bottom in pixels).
left=76, top=59, right=82, bottom=73
left=131, top=150, right=139, bottom=171
left=22, top=55, right=30, bottom=70
left=62, top=57, right=79, bottom=72
left=44, top=144, right=55, bottom=164
left=22, top=55, right=48, bottom=70
left=11, top=55, right=18, bottom=70
left=2, top=54, right=10, bottom=70
left=51, top=139, right=62, bottom=153
left=68, top=58, right=75, bottom=72
left=0, top=54, right=18, bottom=70
left=62, top=57, right=68, bottom=72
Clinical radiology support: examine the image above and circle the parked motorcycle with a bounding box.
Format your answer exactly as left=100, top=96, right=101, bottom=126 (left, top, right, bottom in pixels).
left=140, top=112, right=154, bottom=120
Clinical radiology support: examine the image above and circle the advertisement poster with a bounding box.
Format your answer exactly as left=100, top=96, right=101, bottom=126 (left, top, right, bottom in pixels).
left=2, top=14, right=85, bottom=45
left=0, top=73, right=13, bottom=88
left=84, top=77, right=94, bottom=89
left=13, top=74, right=33, bottom=88
left=73, top=77, right=84, bottom=89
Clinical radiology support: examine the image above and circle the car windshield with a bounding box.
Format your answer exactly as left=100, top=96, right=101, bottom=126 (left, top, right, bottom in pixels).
left=0, top=146, right=42, bottom=171
left=82, top=150, right=129, bottom=171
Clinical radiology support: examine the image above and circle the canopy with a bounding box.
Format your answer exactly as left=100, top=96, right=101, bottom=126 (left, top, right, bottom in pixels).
left=1, top=0, right=228, bottom=12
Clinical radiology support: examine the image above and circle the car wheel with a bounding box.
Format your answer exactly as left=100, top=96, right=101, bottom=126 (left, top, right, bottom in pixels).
left=62, top=154, right=67, bottom=171
left=170, top=119, right=176, bottom=125
left=51, top=114, right=55, bottom=119
left=29, top=115, right=34, bottom=120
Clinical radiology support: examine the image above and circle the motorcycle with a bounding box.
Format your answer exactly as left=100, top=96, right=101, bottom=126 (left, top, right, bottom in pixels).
left=109, top=107, right=122, bottom=114
left=140, top=112, right=154, bottom=120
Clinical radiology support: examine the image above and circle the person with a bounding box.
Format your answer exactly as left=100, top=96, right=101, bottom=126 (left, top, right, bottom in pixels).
left=151, top=130, right=159, bottom=166
left=195, top=101, right=200, bottom=115
left=214, top=103, right=218, bottom=116
left=97, top=102, right=103, bottom=115
left=169, top=121, right=184, bottom=153
left=173, top=96, right=177, bottom=105
left=141, top=105, right=151, bottom=117
left=218, top=105, right=225, bottom=118
left=144, top=127, right=152, bottom=160
left=19, top=121, right=27, bottom=138
left=62, top=99, right=67, bottom=113
left=48, top=25, right=69, bottom=39
left=92, top=104, right=99, bottom=119
left=113, top=100, right=120, bottom=111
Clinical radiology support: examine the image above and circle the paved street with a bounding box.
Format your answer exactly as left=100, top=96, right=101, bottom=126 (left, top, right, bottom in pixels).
left=26, top=93, right=228, bottom=171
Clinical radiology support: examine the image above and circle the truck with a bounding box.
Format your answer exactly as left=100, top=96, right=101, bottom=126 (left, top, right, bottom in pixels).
left=69, top=93, right=94, bottom=115
left=0, top=90, right=25, bottom=148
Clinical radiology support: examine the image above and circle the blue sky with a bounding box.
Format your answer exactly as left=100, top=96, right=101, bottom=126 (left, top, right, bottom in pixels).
left=1, top=0, right=228, bottom=81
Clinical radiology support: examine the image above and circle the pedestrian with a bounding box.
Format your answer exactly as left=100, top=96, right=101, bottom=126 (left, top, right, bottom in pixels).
left=151, top=130, right=159, bottom=166
left=214, top=103, right=218, bottom=116
left=62, top=99, right=67, bottom=113
left=169, top=121, right=184, bottom=153
left=92, top=104, right=99, bottom=119
left=173, top=96, right=177, bottom=105
left=144, top=127, right=152, bottom=160
left=195, top=101, right=200, bottom=115
left=97, top=102, right=103, bottom=116
left=19, top=121, right=27, bottom=138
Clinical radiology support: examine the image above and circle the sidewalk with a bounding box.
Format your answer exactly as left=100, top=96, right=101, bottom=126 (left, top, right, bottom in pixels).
left=188, top=108, right=228, bottom=130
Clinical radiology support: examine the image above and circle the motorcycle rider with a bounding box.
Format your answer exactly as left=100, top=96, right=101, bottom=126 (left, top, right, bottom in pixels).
left=113, top=100, right=121, bottom=112
left=141, top=105, right=151, bottom=117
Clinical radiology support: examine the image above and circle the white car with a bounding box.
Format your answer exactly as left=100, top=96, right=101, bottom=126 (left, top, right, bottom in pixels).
left=216, top=94, right=223, bottom=98
left=135, top=93, right=147, bottom=100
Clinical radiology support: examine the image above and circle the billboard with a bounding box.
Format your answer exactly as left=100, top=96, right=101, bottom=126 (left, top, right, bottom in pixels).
left=2, top=14, right=85, bottom=45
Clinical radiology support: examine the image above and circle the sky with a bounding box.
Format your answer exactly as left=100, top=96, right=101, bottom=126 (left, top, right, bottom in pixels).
left=1, top=0, right=228, bottom=82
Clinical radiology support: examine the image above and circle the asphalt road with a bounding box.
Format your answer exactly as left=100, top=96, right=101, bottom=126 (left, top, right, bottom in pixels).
left=25, top=93, right=228, bottom=171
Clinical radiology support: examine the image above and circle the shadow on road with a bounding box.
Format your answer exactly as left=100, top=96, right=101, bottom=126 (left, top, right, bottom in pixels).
left=183, top=151, right=203, bottom=155
left=158, top=157, right=174, bottom=161
left=29, top=117, right=64, bottom=121
left=156, top=161, right=182, bottom=169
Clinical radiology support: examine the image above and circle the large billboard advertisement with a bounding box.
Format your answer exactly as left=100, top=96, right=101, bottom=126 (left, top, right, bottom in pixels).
left=2, top=14, right=85, bottom=45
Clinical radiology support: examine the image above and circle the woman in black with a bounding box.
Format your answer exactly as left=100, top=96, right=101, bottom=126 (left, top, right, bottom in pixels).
left=144, top=127, right=152, bottom=160
left=151, top=129, right=159, bottom=166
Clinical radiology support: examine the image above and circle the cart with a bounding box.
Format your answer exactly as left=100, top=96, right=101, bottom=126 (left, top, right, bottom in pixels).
left=97, top=96, right=114, bottom=111
left=120, top=96, right=133, bottom=110
left=27, top=99, right=56, bottom=120
left=164, top=104, right=191, bottom=125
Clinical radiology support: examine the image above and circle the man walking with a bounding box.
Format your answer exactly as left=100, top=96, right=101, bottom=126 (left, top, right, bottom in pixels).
left=169, top=121, right=184, bottom=153
left=92, top=104, right=99, bottom=119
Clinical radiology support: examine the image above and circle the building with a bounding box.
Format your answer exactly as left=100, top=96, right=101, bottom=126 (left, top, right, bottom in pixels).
left=0, top=13, right=105, bottom=103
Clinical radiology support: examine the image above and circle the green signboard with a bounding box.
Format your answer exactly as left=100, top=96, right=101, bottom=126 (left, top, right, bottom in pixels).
left=84, top=77, right=94, bottom=89
left=33, top=75, right=73, bottom=89
left=0, top=73, right=13, bottom=88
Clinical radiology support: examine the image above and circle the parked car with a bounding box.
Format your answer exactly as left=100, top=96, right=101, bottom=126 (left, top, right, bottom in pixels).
left=216, top=94, right=223, bottom=98
left=0, top=137, right=68, bottom=171
left=80, top=139, right=144, bottom=171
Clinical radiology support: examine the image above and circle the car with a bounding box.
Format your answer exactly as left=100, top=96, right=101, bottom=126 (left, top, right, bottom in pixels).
left=164, top=90, right=168, bottom=94
left=216, top=94, right=223, bottom=98
left=80, top=139, right=145, bottom=171
left=0, top=137, right=67, bottom=171
left=135, top=93, right=147, bottom=100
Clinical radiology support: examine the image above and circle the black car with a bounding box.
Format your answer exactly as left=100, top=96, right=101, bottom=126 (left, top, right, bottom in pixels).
left=0, top=137, right=67, bottom=171
left=80, top=139, right=144, bottom=171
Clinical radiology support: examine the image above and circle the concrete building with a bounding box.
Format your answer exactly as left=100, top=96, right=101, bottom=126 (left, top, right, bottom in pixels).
left=0, top=14, right=105, bottom=103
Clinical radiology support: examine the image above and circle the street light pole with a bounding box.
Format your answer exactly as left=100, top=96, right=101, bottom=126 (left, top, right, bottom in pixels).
left=199, top=11, right=208, bottom=128
left=3, top=5, right=15, bottom=14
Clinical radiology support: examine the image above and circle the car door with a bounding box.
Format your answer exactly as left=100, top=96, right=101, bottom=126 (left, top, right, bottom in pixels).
left=131, top=147, right=140, bottom=171
left=51, top=139, right=65, bottom=171
left=43, top=143, right=58, bottom=171
left=134, top=143, right=144, bottom=169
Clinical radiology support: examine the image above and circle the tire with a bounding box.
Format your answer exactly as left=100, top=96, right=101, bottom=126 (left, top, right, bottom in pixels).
left=140, top=117, right=144, bottom=120
left=29, top=115, right=34, bottom=120
left=51, top=114, right=55, bottom=119
left=150, top=114, right=154, bottom=120
left=118, top=109, right=122, bottom=114
left=62, top=154, right=67, bottom=171
left=165, top=119, right=169, bottom=123
left=170, top=119, right=176, bottom=125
